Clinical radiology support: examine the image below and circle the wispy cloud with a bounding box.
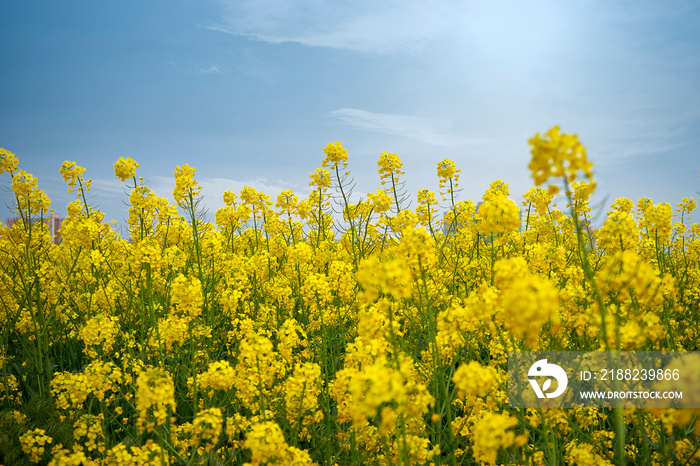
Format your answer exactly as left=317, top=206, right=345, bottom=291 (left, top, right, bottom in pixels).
left=328, top=108, right=482, bottom=148
left=197, top=65, right=221, bottom=74
left=584, top=104, right=700, bottom=163
left=89, top=177, right=132, bottom=196
left=208, top=0, right=464, bottom=53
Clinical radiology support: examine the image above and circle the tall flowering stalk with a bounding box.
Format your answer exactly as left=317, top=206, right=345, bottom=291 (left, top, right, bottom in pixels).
left=377, top=151, right=409, bottom=216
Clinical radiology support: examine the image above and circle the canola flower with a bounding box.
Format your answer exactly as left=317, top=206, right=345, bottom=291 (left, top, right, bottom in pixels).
left=19, top=428, right=53, bottom=463
left=0, top=147, right=19, bottom=174
left=173, top=163, right=201, bottom=205
left=437, top=158, right=461, bottom=204
left=135, top=369, right=177, bottom=433
left=322, top=141, right=348, bottom=170
left=529, top=125, right=595, bottom=195
left=114, top=156, right=140, bottom=182
left=0, top=128, right=699, bottom=465
left=308, top=167, right=331, bottom=189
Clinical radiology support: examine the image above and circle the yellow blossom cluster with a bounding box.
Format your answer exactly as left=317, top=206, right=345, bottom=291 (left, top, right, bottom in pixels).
left=284, top=362, right=323, bottom=434
left=193, top=407, right=223, bottom=452
left=528, top=125, right=595, bottom=195
left=244, top=421, right=315, bottom=465
left=308, top=167, right=331, bottom=189
left=437, top=158, right=461, bottom=202
left=321, top=141, right=348, bottom=170
left=11, top=169, right=52, bottom=216
left=19, top=428, right=53, bottom=463
left=494, top=257, right=560, bottom=348
left=565, top=439, right=614, bottom=466
left=478, top=193, right=521, bottom=235
left=0, top=147, right=19, bottom=174
left=135, top=369, right=177, bottom=433
left=74, top=413, right=105, bottom=453
left=471, top=412, right=526, bottom=465
left=79, top=314, right=120, bottom=359
left=113, top=156, right=139, bottom=182
left=170, top=274, right=204, bottom=318
left=356, top=256, right=413, bottom=302
left=452, top=361, right=499, bottom=399
left=172, top=163, right=201, bottom=205
left=377, top=151, right=404, bottom=184
left=196, top=360, right=236, bottom=397
left=59, top=161, right=89, bottom=192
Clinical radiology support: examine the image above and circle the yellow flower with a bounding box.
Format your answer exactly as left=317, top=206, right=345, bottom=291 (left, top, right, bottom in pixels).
left=84, top=361, right=124, bottom=403
left=494, top=257, right=559, bottom=347
left=11, top=170, right=52, bottom=215
left=367, top=188, right=393, bottom=214
left=437, top=158, right=460, bottom=182
left=597, top=199, right=639, bottom=253
left=74, top=413, right=105, bottom=453
left=275, top=189, right=298, bottom=212
left=113, top=156, right=139, bottom=182
left=19, top=428, right=53, bottom=463
left=356, top=256, right=413, bottom=302
left=522, top=187, right=553, bottom=216
left=234, top=331, right=285, bottom=411
left=197, top=360, right=236, bottom=394
left=103, top=444, right=135, bottom=465
left=528, top=125, right=594, bottom=191
left=0, top=374, right=22, bottom=405
left=135, top=369, right=177, bottom=433
left=676, top=197, right=696, bottom=215
left=284, top=362, right=322, bottom=432
left=193, top=407, right=223, bottom=452
left=79, top=314, right=119, bottom=359
left=637, top=197, right=673, bottom=246
left=471, top=412, right=522, bottom=465
left=416, top=188, right=438, bottom=226
left=170, top=274, right=204, bottom=318
left=478, top=193, right=520, bottom=235
left=452, top=361, right=498, bottom=399
left=0, top=147, right=19, bottom=174
left=437, top=158, right=461, bottom=201
left=565, top=440, right=614, bottom=466
left=377, top=151, right=404, bottom=184
left=322, top=141, right=348, bottom=170
left=51, top=371, right=91, bottom=411
left=59, top=161, right=86, bottom=188
left=308, top=167, right=331, bottom=188
left=245, top=421, right=287, bottom=463
left=172, top=163, right=201, bottom=205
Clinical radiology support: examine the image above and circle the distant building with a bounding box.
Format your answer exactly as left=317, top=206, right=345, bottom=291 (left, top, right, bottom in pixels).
left=46, top=215, right=62, bottom=244
left=5, top=215, right=63, bottom=245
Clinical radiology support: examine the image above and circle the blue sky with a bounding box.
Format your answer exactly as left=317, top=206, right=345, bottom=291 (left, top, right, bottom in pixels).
left=2, top=0, right=699, bottom=231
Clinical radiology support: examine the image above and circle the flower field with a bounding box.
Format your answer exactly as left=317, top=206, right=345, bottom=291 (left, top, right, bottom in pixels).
left=1, top=127, right=699, bottom=465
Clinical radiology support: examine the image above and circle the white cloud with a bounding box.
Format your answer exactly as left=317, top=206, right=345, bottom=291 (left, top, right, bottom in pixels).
left=208, top=0, right=465, bottom=53
left=581, top=104, right=700, bottom=164
left=328, top=108, right=483, bottom=148
left=197, top=65, right=221, bottom=74
left=89, top=177, right=130, bottom=196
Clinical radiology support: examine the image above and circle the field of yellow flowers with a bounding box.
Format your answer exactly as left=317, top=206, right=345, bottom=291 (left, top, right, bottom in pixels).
left=1, top=126, right=699, bottom=465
